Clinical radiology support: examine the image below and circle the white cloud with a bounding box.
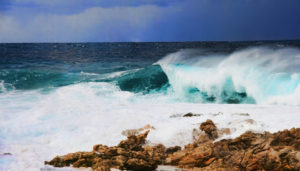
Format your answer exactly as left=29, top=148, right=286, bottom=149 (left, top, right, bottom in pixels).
left=0, top=5, right=165, bottom=42
left=3, top=0, right=298, bottom=42
left=10, top=0, right=178, bottom=8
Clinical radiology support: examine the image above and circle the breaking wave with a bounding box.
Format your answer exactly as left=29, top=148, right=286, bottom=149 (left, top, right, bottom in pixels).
left=158, top=47, right=300, bottom=105
left=1, top=47, right=300, bottom=105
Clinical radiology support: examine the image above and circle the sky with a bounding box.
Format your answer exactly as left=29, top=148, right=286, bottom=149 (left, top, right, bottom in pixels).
left=0, top=0, right=299, bottom=42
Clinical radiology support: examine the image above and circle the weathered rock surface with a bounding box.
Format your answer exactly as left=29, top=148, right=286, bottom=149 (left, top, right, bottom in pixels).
left=199, top=119, right=218, bottom=140
left=45, top=130, right=172, bottom=171
left=166, top=120, right=300, bottom=171
left=46, top=120, right=300, bottom=171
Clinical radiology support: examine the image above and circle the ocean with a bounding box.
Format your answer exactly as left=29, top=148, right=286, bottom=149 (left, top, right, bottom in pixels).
left=1, top=41, right=300, bottom=170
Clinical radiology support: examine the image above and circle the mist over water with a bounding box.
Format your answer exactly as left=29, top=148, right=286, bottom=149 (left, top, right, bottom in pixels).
left=1, top=41, right=300, bottom=170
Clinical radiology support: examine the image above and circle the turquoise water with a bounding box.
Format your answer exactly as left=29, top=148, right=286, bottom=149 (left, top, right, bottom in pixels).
left=1, top=41, right=300, bottom=103
left=1, top=41, right=300, bottom=170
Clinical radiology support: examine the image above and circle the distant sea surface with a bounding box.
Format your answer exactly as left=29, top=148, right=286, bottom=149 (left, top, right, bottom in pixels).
left=1, top=41, right=300, bottom=170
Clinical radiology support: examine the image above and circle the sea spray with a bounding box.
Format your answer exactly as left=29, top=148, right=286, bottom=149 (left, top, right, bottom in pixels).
left=1, top=42, right=300, bottom=170
left=158, top=47, right=300, bottom=105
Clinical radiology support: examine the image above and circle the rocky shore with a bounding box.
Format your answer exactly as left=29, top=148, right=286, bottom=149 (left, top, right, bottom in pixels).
left=45, top=120, right=300, bottom=171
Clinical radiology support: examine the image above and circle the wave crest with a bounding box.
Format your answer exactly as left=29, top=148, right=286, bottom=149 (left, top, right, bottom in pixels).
left=113, top=65, right=169, bottom=93
left=158, top=47, right=300, bottom=105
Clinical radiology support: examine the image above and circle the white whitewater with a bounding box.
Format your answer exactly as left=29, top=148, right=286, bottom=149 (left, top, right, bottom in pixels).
left=158, top=47, right=300, bottom=105
left=0, top=82, right=300, bottom=170
left=1, top=47, right=300, bottom=170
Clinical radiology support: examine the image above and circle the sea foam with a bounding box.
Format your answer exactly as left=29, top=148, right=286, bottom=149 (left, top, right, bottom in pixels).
left=1, top=81, right=300, bottom=170
left=1, top=46, right=300, bottom=170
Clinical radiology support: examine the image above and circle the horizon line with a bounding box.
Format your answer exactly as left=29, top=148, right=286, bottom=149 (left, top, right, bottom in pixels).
left=1, top=39, right=300, bottom=44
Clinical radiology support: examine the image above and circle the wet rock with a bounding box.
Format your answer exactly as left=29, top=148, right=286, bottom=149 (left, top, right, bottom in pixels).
left=93, top=144, right=109, bottom=154
left=178, top=142, right=214, bottom=168
left=270, top=128, right=300, bottom=150
left=196, top=132, right=211, bottom=143
left=183, top=112, right=202, bottom=117
left=144, top=144, right=166, bottom=164
left=200, top=119, right=218, bottom=140
left=165, top=146, right=181, bottom=154
left=118, top=130, right=149, bottom=151
left=165, top=150, right=187, bottom=165
left=125, top=158, right=156, bottom=171
left=46, top=120, right=300, bottom=171
left=45, top=130, right=161, bottom=171
left=166, top=120, right=300, bottom=170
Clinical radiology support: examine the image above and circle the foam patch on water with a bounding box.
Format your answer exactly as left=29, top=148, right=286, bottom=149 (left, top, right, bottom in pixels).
left=0, top=82, right=300, bottom=170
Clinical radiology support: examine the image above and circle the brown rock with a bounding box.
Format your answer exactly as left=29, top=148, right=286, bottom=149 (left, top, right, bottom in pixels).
left=45, top=120, right=300, bottom=171
left=93, top=144, right=109, bottom=153
left=45, top=130, right=159, bottom=171
left=166, top=146, right=181, bottom=154
left=165, top=150, right=187, bottom=165
left=111, top=155, right=127, bottom=169
left=125, top=158, right=156, bottom=171
left=184, top=142, right=198, bottom=150
left=270, top=128, right=300, bottom=150
left=183, top=112, right=202, bottom=117
left=144, top=144, right=166, bottom=164
left=166, top=123, right=300, bottom=170
left=197, top=132, right=211, bottom=143
left=104, top=147, right=118, bottom=157
left=45, top=152, right=91, bottom=167
left=118, top=130, right=149, bottom=151
left=116, top=147, right=129, bottom=157
left=178, top=142, right=214, bottom=168
left=200, top=119, right=218, bottom=140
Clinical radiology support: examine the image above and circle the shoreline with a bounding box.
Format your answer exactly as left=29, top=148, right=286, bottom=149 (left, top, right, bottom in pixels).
left=2, top=105, right=300, bottom=170
left=45, top=120, right=300, bottom=171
